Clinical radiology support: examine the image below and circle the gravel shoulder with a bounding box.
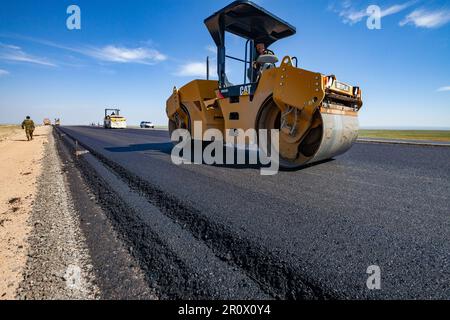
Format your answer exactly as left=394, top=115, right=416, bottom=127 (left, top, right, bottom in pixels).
left=16, top=128, right=100, bottom=299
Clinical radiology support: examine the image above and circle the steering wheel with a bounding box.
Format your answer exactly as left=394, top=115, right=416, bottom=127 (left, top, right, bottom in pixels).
left=256, top=54, right=279, bottom=64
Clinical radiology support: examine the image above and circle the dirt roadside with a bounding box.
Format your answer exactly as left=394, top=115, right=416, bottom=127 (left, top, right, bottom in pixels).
left=0, top=126, right=50, bottom=299
left=0, top=126, right=22, bottom=142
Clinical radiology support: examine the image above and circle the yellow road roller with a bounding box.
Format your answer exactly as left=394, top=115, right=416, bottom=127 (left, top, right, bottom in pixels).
left=104, top=108, right=127, bottom=129
left=166, top=0, right=363, bottom=168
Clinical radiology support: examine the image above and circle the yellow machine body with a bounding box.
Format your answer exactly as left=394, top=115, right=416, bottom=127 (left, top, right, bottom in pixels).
left=103, top=108, right=127, bottom=129
left=166, top=56, right=362, bottom=168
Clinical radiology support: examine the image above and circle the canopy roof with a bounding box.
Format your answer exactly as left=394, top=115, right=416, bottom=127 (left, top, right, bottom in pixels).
left=204, top=0, right=296, bottom=47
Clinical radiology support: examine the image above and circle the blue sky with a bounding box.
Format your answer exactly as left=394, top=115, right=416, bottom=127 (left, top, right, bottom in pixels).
left=0, top=0, right=449, bottom=128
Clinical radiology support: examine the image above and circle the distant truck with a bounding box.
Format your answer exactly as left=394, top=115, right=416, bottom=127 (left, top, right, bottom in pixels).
left=43, top=118, right=51, bottom=126
left=104, top=108, right=127, bottom=129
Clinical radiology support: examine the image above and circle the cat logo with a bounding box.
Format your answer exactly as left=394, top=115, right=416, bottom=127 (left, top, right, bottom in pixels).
left=239, top=85, right=252, bottom=96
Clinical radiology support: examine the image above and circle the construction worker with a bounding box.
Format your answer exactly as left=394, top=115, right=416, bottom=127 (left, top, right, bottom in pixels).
left=252, top=42, right=275, bottom=80
left=256, top=43, right=275, bottom=59
left=21, top=116, right=35, bottom=141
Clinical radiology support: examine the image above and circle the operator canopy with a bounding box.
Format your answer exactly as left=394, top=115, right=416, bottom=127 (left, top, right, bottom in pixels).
left=204, top=0, right=296, bottom=46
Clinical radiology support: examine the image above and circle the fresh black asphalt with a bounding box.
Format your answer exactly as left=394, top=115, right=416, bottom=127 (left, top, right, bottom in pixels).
left=58, top=126, right=450, bottom=299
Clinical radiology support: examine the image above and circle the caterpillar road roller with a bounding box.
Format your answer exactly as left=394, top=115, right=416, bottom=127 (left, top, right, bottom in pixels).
left=166, top=0, right=363, bottom=168
left=104, top=108, right=127, bottom=129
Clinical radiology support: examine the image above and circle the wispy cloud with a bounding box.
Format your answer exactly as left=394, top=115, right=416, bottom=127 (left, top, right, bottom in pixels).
left=400, top=9, right=450, bottom=28
left=338, top=8, right=367, bottom=25
left=0, top=43, right=56, bottom=67
left=35, top=40, right=168, bottom=65
left=0, top=69, right=9, bottom=76
left=80, top=45, right=167, bottom=65
left=333, top=1, right=414, bottom=25
left=437, top=86, right=450, bottom=92
left=0, top=35, right=168, bottom=66
left=381, top=3, right=416, bottom=17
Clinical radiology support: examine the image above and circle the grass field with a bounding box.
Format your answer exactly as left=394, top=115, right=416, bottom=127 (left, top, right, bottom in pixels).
left=359, top=130, right=450, bottom=142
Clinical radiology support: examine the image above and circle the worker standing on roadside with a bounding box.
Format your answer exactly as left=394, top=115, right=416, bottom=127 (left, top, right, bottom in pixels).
left=21, top=116, right=35, bottom=141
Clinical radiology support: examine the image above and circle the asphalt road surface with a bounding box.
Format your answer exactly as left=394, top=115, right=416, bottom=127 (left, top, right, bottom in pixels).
left=58, top=126, right=450, bottom=299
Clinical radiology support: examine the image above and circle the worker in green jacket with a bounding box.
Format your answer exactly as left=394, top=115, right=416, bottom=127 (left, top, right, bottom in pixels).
left=21, top=116, right=35, bottom=141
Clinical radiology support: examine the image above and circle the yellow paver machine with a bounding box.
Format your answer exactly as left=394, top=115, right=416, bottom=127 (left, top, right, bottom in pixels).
left=166, top=0, right=363, bottom=168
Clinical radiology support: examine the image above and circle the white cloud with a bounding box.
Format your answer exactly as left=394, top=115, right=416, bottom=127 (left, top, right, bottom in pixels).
left=336, top=2, right=414, bottom=25
left=82, top=45, right=167, bottom=65
left=400, top=9, right=450, bottom=28
left=0, top=69, right=9, bottom=76
left=174, top=62, right=210, bottom=77
left=173, top=44, right=219, bottom=77
left=0, top=43, right=56, bottom=67
left=437, top=86, right=450, bottom=92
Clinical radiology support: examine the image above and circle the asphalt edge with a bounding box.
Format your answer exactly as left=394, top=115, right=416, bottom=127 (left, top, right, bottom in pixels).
left=56, top=126, right=337, bottom=300
left=54, top=127, right=271, bottom=300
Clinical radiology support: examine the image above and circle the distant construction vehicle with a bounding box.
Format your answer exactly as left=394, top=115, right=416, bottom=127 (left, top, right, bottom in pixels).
left=54, top=118, right=61, bottom=126
left=166, top=0, right=363, bottom=168
left=43, top=118, right=51, bottom=126
left=104, top=108, right=127, bottom=129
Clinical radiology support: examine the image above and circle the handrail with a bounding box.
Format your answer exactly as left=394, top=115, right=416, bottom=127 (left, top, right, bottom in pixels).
left=225, top=55, right=248, bottom=63
left=244, top=39, right=249, bottom=84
